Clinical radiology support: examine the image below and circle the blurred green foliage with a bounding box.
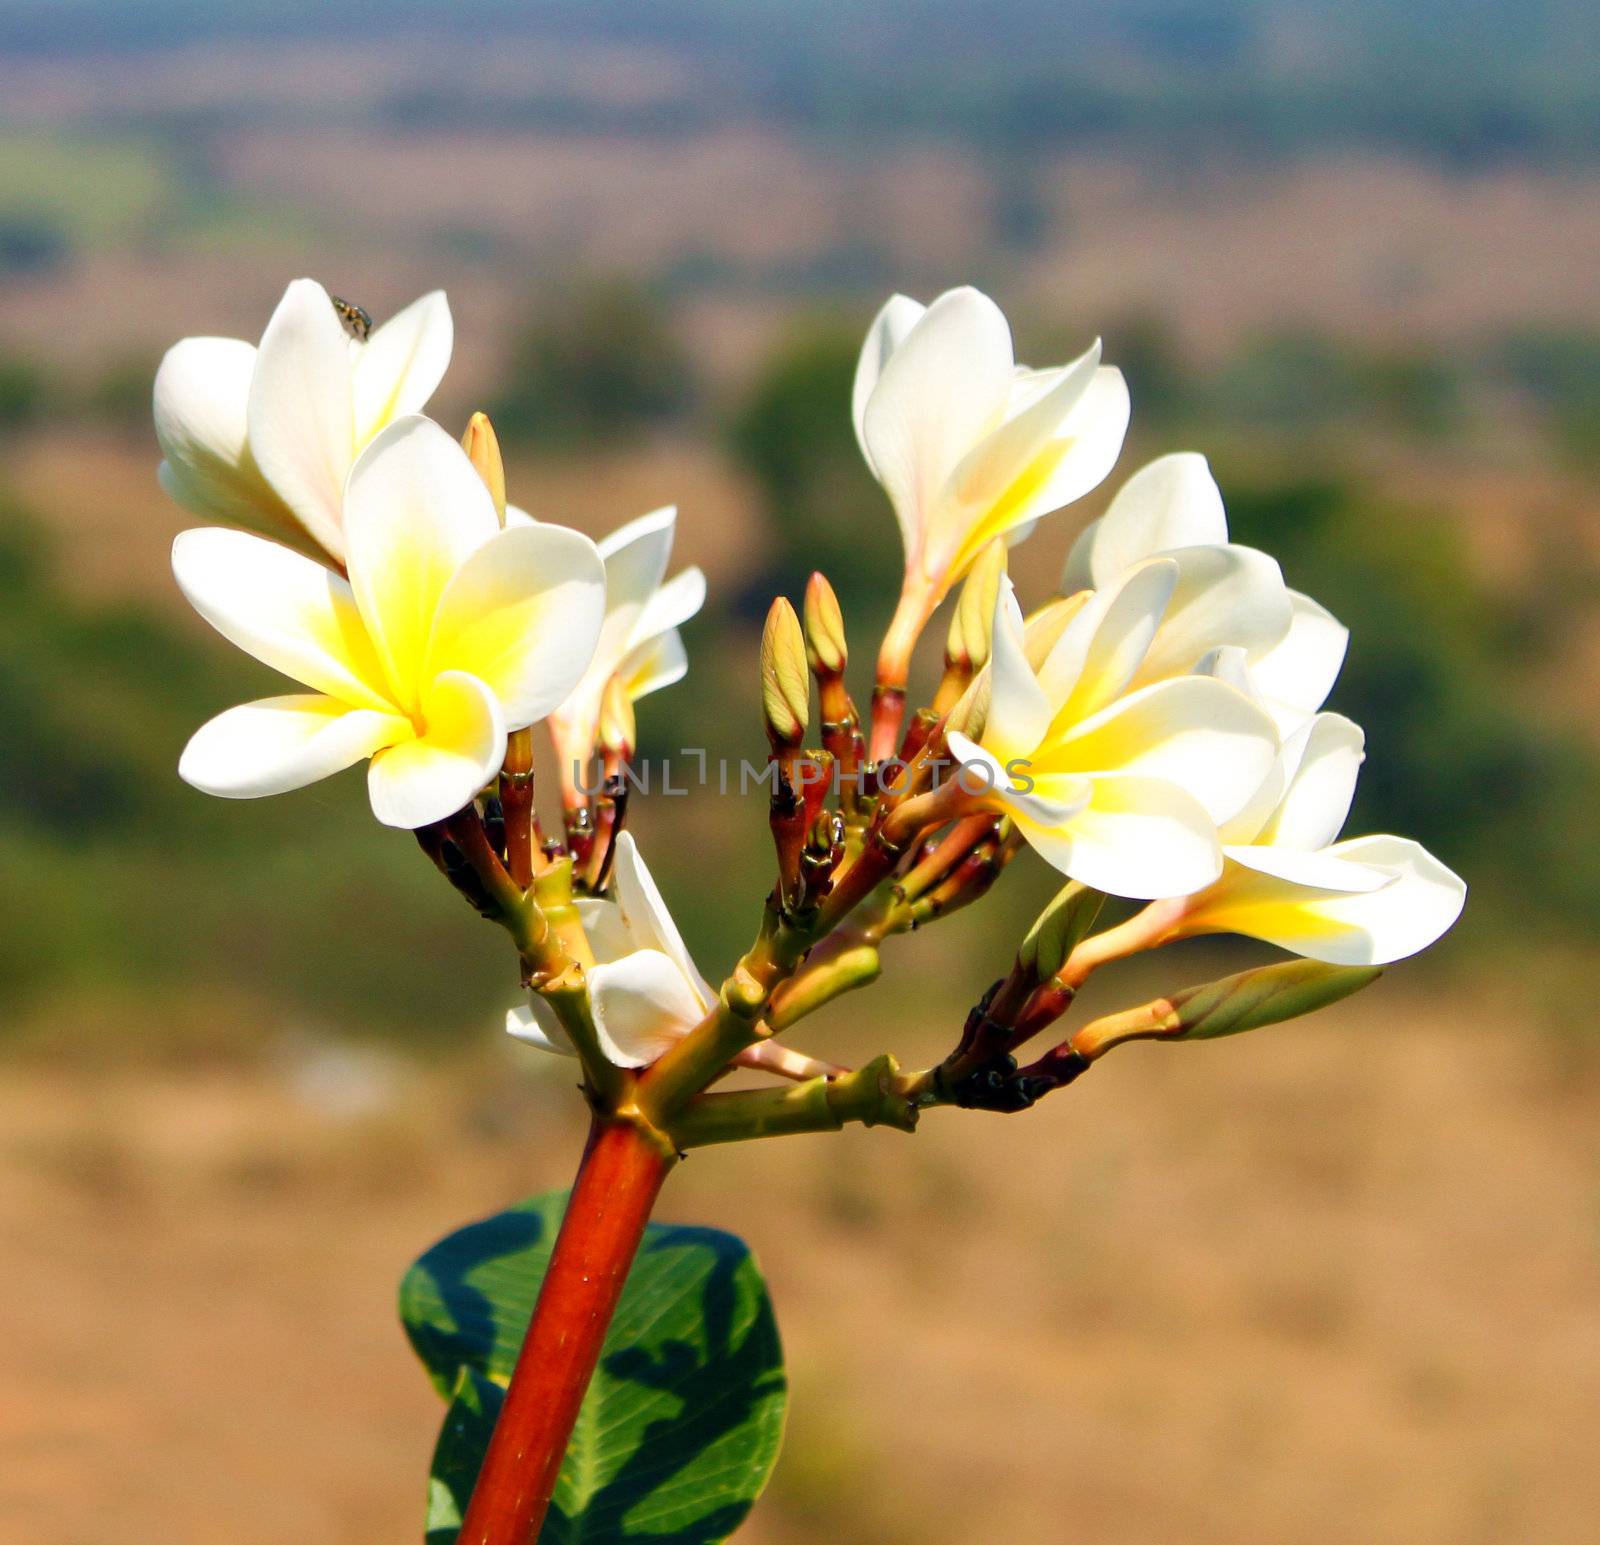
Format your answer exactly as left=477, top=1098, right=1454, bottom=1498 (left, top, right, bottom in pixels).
left=1491, top=328, right=1600, bottom=465
left=1222, top=474, right=1600, bottom=927
left=490, top=279, right=695, bottom=448
left=725, top=324, right=902, bottom=620
left=0, top=356, right=52, bottom=429
left=0, top=502, right=505, bottom=1036
left=83, top=354, right=164, bottom=436
left=1097, top=315, right=1600, bottom=465
left=0, top=132, right=176, bottom=246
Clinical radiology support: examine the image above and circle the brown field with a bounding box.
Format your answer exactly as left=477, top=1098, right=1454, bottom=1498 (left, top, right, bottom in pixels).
left=2, top=981, right=1598, bottom=1545
left=6, top=429, right=767, bottom=605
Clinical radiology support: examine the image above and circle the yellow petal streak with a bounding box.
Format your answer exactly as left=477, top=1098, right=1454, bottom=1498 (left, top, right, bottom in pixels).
left=948, top=437, right=1072, bottom=579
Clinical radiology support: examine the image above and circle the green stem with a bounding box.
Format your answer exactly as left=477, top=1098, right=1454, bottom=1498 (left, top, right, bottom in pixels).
left=668, top=1056, right=920, bottom=1148
left=767, top=942, right=882, bottom=1030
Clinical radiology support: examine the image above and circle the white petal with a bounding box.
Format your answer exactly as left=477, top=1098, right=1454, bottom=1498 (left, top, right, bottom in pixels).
left=506, top=1002, right=575, bottom=1057
left=1258, top=712, right=1365, bottom=851
left=575, top=897, right=634, bottom=963
left=1051, top=674, right=1280, bottom=825
left=1077, top=452, right=1228, bottom=589
left=588, top=949, right=709, bottom=1068
left=352, top=290, right=453, bottom=445
left=939, top=339, right=1102, bottom=541
left=171, top=528, right=395, bottom=712
left=365, top=670, right=505, bottom=829
left=618, top=628, right=688, bottom=702
left=952, top=734, right=1091, bottom=830
left=246, top=279, right=356, bottom=561
left=592, top=507, right=677, bottom=676
left=1021, top=773, right=1223, bottom=899
left=342, top=416, right=500, bottom=712
left=607, top=832, right=711, bottom=1005
left=1222, top=843, right=1392, bottom=892
left=1042, top=559, right=1179, bottom=724
left=1060, top=517, right=1100, bottom=597
left=1134, top=545, right=1292, bottom=685
left=598, top=506, right=677, bottom=598
left=1208, top=680, right=1287, bottom=844
left=180, top=693, right=406, bottom=799
left=983, top=582, right=1051, bottom=759
left=1191, top=835, right=1465, bottom=964
left=1195, top=642, right=1256, bottom=696
left=862, top=286, right=1013, bottom=559
left=426, top=522, right=606, bottom=728
left=153, top=336, right=315, bottom=550
left=1251, top=590, right=1349, bottom=726
left=852, top=292, right=926, bottom=471
left=997, top=365, right=1130, bottom=537
left=630, top=564, right=706, bottom=644
left=154, top=337, right=254, bottom=489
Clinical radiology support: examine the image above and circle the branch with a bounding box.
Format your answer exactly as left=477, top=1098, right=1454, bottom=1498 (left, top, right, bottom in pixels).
left=668, top=1056, right=920, bottom=1148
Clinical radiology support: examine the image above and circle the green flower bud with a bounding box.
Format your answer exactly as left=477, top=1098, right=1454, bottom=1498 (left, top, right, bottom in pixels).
left=1072, top=960, right=1383, bottom=1060
left=1017, top=881, right=1106, bottom=982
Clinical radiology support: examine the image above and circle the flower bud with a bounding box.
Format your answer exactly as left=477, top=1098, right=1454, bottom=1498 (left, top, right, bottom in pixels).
left=945, top=540, right=1006, bottom=673
left=1022, top=591, right=1090, bottom=670
left=1017, top=881, right=1105, bottom=982
left=462, top=410, right=507, bottom=526
left=1070, top=960, right=1383, bottom=1061
left=943, top=669, right=988, bottom=741
left=761, top=596, right=810, bottom=750
left=803, top=571, right=848, bottom=676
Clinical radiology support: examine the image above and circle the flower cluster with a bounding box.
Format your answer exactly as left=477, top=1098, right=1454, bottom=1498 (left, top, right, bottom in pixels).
left=159, top=280, right=701, bottom=833
left=158, top=278, right=1463, bottom=1131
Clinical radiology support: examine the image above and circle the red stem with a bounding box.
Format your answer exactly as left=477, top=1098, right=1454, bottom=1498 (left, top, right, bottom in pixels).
left=457, top=1117, right=675, bottom=1545
left=500, top=728, right=536, bottom=889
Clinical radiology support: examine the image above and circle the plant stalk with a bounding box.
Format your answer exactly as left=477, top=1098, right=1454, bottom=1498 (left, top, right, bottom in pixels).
left=457, top=1116, right=675, bottom=1545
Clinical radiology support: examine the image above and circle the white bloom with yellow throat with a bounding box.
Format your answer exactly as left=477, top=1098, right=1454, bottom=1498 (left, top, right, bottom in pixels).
left=538, top=506, right=706, bottom=782
left=853, top=286, right=1130, bottom=611
left=174, top=415, right=605, bottom=829
left=155, top=278, right=453, bottom=565
left=946, top=568, right=1280, bottom=899
left=1163, top=710, right=1466, bottom=964
left=1064, top=453, right=1348, bottom=733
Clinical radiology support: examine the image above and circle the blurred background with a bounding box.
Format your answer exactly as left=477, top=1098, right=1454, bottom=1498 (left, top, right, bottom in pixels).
left=0, top=2, right=1597, bottom=1541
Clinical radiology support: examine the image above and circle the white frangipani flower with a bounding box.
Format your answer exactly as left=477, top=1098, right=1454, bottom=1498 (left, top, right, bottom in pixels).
left=853, top=286, right=1130, bottom=610
left=544, top=506, right=706, bottom=783
left=1164, top=713, right=1466, bottom=964
left=507, top=833, right=824, bottom=1076
left=174, top=415, right=605, bottom=829
left=946, top=571, right=1280, bottom=899
left=508, top=831, right=714, bottom=1068
left=1062, top=452, right=1347, bottom=731
left=154, top=278, right=453, bottom=564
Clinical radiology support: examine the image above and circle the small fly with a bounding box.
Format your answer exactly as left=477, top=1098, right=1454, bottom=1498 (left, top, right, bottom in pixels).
left=330, top=294, right=373, bottom=343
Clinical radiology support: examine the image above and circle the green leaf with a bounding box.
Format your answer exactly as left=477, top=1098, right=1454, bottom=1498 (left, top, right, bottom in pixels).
left=400, top=1190, right=788, bottom=1545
